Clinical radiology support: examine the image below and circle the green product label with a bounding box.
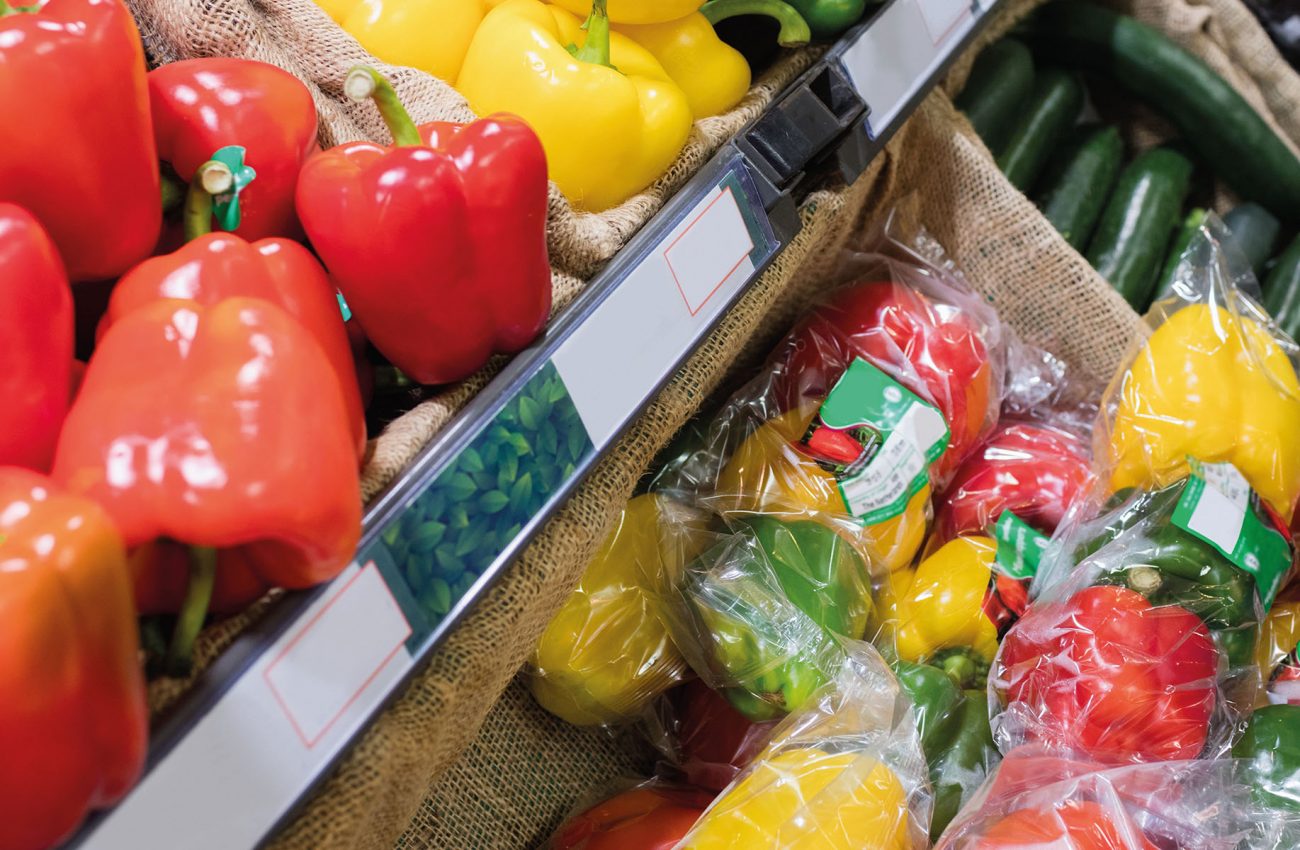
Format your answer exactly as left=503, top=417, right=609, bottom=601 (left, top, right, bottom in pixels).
left=990, top=511, right=1049, bottom=580
left=799, top=358, right=950, bottom=526
left=1171, top=459, right=1293, bottom=609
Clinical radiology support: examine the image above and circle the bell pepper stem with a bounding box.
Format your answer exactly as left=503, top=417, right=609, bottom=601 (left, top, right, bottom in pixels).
left=163, top=546, right=218, bottom=677
left=1127, top=565, right=1164, bottom=596
left=161, top=171, right=186, bottom=215
left=183, top=160, right=235, bottom=242
left=0, top=0, right=40, bottom=15
left=700, top=0, right=813, bottom=46
left=571, top=0, right=614, bottom=68
left=345, top=66, right=422, bottom=147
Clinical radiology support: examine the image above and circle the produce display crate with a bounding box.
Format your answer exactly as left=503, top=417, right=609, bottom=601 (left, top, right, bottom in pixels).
left=47, top=0, right=1300, bottom=845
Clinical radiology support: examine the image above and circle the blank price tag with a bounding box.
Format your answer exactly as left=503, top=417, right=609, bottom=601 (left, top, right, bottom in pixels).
left=665, top=187, right=755, bottom=315
left=839, top=0, right=977, bottom=133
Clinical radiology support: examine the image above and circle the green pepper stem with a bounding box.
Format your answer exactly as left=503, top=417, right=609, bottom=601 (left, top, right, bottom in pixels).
left=0, top=0, right=40, bottom=15
left=161, top=171, right=186, bottom=215
left=163, top=546, right=218, bottom=677
left=345, top=66, right=422, bottom=147
left=182, top=160, right=234, bottom=242
left=700, top=0, right=812, bottom=46
left=571, top=0, right=614, bottom=68
left=941, top=653, right=977, bottom=688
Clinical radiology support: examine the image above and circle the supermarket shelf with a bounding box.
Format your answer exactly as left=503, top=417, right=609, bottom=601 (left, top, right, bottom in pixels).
left=71, top=2, right=996, bottom=847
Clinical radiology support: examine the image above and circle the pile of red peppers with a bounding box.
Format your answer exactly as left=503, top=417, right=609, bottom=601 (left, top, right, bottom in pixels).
left=0, top=0, right=552, bottom=845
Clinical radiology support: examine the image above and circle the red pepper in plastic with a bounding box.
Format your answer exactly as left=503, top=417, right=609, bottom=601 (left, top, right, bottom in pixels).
left=101, top=232, right=367, bottom=462
left=297, top=67, right=551, bottom=385
left=149, top=57, right=318, bottom=241
left=53, top=297, right=361, bottom=669
left=974, top=800, right=1157, bottom=850
left=551, top=785, right=711, bottom=850
left=0, top=0, right=160, bottom=281
left=777, top=279, right=994, bottom=481
left=996, top=585, right=1217, bottom=763
left=671, top=678, right=777, bottom=792
left=0, top=204, right=73, bottom=472
left=0, top=468, right=147, bottom=850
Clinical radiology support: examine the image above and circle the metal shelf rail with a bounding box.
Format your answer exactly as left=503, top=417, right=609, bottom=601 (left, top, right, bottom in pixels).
left=72, top=1, right=996, bottom=846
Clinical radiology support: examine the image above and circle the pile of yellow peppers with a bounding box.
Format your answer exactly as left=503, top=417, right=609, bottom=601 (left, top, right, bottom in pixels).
left=318, top=0, right=811, bottom=211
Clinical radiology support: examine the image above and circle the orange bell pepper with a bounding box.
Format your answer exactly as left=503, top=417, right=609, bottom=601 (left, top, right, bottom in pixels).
left=0, top=468, right=147, bottom=850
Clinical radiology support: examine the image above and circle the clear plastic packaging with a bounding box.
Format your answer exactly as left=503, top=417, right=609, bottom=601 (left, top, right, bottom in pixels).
left=649, top=678, right=779, bottom=792
left=656, top=217, right=1006, bottom=575
left=674, top=646, right=931, bottom=850
left=1101, top=214, right=1300, bottom=525
left=935, top=747, right=1300, bottom=850
left=546, top=779, right=714, bottom=850
left=528, top=494, right=698, bottom=726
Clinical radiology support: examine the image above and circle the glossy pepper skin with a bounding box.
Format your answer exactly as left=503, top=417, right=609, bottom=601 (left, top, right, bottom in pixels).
left=457, top=0, right=692, bottom=212
left=1109, top=303, right=1300, bottom=520
left=972, top=800, right=1157, bottom=850
left=548, top=0, right=700, bottom=23
left=686, top=515, right=870, bottom=721
left=0, top=0, right=160, bottom=281
left=995, top=585, right=1218, bottom=763
left=0, top=205, right=73, bottom=472
left=0, top=469, right=147, bottom=850
left=53, top=297, right=362, bottom=617
left=149, top=58, right=318, bottom=242
left=323, top=0, right=484, bottom=82
left=100, top=233, right=367, bottom=463
left=298, top=71, right=551, bottom=385
left=670, top=678, right=777, bottom=791
left=715, top=406, right=932, bottom=572
left=615, top=1, right=811, bottom=118
left=679, top=748, right=911, bottom=850
left=550, top=785, right=712, bottom=850
left=530, top=495, right=690, bottom=726
left=777, top=280, right=996, bottom=484
left=886, top=536, right=1001, bottom=680
left=894, top=661, right=999, bottom=841
left=1233, top=704, right=1300, bottom=812
left=787, top=0, right=865, bottom=38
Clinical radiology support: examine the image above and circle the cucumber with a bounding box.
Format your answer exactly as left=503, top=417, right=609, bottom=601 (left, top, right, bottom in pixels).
left=1034, top=124, right=1124, bottom=250
left=1025, top=1, right=1300, bottom=224
left=996, top=67, right=1085, bottom=192
left=1150, top=208, right=1208, bottom=305
left=1264, top=234, right=1300, bottom=341
left=1085, top=147, right=1194, bottom=309
left=1223, top=203, right=1282, bottom=276
left=955, top=39, right=1036, bottom=156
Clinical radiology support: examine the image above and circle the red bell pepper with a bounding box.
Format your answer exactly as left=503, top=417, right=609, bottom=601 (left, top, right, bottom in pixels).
left=0, top=468, right=147, bottom=850
left=974, top=800, right=1157, bottom=850
left=296, top=67, right=551, bottom=385
left=150, top=57, right=318, bottom=242
left=53, top=296, right=361, bottom=670
left=550, top=785, right=712, bottom=850
left=995, top=585, right=1218, bottom=763
left=671, top=678, right=777, bottom=792
left=0, top=204, right=73, bottom=472
left=101, top=226, right=367, bottom=461
left=776, top=279, right=994, bottom=482
left=933, top=422, right=1092, bottom=545
left=0, top=0, right=160, bottom=281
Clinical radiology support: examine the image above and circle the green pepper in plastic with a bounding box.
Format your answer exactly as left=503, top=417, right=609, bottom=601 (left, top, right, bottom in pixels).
left=1233, top=704, right=1300, bottom=812
left=788, top=0, right=866, bottom=38
left=894, top=661, right=999, bottom=840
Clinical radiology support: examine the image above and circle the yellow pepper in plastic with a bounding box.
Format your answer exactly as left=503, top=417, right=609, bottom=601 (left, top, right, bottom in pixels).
left=549, top=0, right=702, bottom=23
left=884, top=536, right=999, bottom=678
left=1258, top=598, right=1300, bottom=700
left=457, top=0, right=692, bottom=212
left=530, top=494, right=693, bottom=725
left=1109, top=303, right=1300, bottom=520
left=323, top=0, right=486, bottom=83
left=680, top=748, right=910, bottom=850
left=715, top=407, right=930, bottom=573
left=615, top=0, right=811, bottom=118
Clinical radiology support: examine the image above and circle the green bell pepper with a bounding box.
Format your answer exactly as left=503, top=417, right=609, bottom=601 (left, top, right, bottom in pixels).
left=1233, top=704, right=1300, bottom=812
left=1078, top=484, right=1261, bottom=669
left=688, top=515, right=870, bottom=721
left=788, top=0, right=866, bottom=38
left=894, top=661, right=999, bottom=841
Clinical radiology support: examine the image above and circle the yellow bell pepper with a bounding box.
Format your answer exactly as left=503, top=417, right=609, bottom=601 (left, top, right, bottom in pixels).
left=1109, top=303, right=1300, bottom=520
left=550, top=0, right=702, bottom=23
left=680, top=748, right=911, bottom=850
left=883, top=536, right=1000, bottom=679
left=615, top=0, right=811, bottom=118
left=1258, top=598, right=1300, bottom=703
left=457, top=0, right=693, bottom=212
left=530, top=494, right=699, bottom=725
left=715, top=406, right=930, bottom=573
left=323, top=0, right=486, bottom=83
